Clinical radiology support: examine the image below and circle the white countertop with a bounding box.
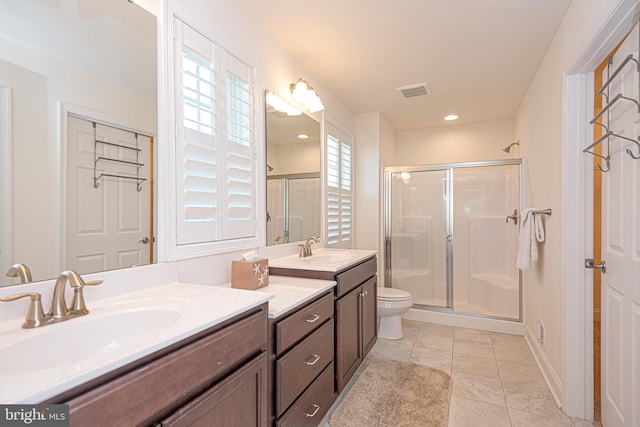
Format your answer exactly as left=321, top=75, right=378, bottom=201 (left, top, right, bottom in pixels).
left=255, top=276, right=336, bottom=318
left=268, top=248, right=377, bottom=272
left=0, top=282, right=273, bottom=404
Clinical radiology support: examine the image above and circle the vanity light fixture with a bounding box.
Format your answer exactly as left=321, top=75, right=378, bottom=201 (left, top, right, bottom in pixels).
left=266, top=91, right=301, bottom=116
left=444, top=114, right=459, bottom=121
left=290, top=78, right=325, bottom=113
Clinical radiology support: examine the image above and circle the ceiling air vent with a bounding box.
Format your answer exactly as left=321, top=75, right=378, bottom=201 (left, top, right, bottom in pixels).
left=396, top=82, right=430, bottom=98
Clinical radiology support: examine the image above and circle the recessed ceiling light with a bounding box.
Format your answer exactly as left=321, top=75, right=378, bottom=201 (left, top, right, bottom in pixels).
left=297, top=134, right=309, bottom=139
left=444, top=114, right=459, bottom=121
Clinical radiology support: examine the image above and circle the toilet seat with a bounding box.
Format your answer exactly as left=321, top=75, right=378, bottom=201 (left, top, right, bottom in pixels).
left=377, top=287, right=411, bottom=301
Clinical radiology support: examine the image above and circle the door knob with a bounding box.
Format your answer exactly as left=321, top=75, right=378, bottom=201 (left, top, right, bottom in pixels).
left=139, top=237, right=150, bottom=244
left=585, top=258, right=606, bottom=273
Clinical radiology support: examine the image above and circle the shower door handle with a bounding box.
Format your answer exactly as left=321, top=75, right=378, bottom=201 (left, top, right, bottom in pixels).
left=505, top=209, right=518, bottom=225
left=446, top=235, right=452, bottom=242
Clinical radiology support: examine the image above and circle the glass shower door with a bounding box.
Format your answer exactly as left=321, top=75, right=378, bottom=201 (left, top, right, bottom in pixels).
left=452, top=165, right=520, bottom=319
left=385, top=159, right=522, bottom=322
left=386, top=169, right=449, bottom=308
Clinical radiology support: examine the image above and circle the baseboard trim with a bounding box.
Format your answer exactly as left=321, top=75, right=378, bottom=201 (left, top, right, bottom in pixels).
left=404, top=308, right=525, bottom=335
left=525, top=323, right=563, bottom=407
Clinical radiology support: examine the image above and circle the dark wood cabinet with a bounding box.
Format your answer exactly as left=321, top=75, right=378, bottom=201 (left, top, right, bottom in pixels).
left=49, top=304, right=269, bottom=427
left=269, top=291, right=335, bottom=426
left=336, top=275, right=377, bottom=392
left=361, top=276, right=377, bottom=356
left=275, top=362, right=335, bottom=427
left=270, top=256, right=378, bottom=394
left=335, top=286, right=361, bottom=391
left=161, top=352, right=267, bottom=427
left=276, top=319, right=334, bottom=415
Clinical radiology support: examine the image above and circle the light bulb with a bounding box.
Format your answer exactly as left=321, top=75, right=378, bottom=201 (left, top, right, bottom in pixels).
left=291, top=79, right=308, bottom=102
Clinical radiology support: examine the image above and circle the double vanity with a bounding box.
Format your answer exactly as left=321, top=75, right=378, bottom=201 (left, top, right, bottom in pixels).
left=0, top=248, right=377, bottom=426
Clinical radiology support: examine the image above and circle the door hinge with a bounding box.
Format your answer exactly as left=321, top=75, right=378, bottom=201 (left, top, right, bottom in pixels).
left=585, top=258, right=607, bottom=273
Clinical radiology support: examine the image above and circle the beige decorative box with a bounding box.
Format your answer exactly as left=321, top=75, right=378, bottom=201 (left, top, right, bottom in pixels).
left=231, top=258, right=269, bottom=290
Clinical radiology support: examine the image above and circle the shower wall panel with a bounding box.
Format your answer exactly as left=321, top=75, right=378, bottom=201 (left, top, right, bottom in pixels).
left=452, top=166, right=520, bottom=319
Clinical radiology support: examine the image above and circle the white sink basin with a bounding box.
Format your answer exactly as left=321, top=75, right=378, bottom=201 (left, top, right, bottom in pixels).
left=269, top=248, right=377, bottom=272
left=0, top=308, right=182, bottom=374
left=0, top=282, right=273, bottom=404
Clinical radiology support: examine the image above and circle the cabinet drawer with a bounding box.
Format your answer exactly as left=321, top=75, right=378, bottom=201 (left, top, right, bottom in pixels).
left=161, top=352, right=267, bottom=427
left=67, top=310, right=267, bottom=427
left=276, top=362, right=335, bottom=427
left=276, top=319, right=334, bottom=416
left=336, top=257, right=376, bottom=297
left=276, top=292, right=333, bottom=354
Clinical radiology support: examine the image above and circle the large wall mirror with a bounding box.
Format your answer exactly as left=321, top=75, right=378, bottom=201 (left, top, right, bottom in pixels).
left=0, top=0, right=157, bottom=285
left=265, top=91, right=321, bottom=245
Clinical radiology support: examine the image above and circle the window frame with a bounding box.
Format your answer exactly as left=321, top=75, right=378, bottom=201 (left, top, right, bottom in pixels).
left=163, top=16, right=265, bottom=261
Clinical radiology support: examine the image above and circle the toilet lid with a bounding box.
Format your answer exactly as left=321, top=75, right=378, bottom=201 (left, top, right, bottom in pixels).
left=377, top=287, right=411, bottom=301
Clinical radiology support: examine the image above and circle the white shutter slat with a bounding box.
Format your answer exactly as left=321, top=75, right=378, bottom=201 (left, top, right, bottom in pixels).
left=223, top=52, right=255, bottom=239
left=325, top=122, right=353, bottom=248
left=175, top=18, right=257, bottom=247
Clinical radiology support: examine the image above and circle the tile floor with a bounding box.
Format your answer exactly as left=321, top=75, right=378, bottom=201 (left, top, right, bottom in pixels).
left=322, top=320, right=595, bottom=427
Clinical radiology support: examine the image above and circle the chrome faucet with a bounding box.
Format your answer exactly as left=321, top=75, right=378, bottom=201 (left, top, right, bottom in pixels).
left=299, top=236, right=320, bottom=257
left=5, top=263, right=33, bottom=284
left=49, top=270, right=103, bottom=319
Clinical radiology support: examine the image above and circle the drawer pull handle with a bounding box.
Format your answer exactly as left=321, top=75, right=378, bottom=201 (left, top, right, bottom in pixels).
left=305, top=404, right=320, bottom=418
left=306, top=314, right=320, bottom=323
left=305, top=354, right=320, bottom=366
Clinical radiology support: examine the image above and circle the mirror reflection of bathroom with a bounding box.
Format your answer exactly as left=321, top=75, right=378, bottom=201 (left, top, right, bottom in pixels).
left=0, top=0, right=157, bottom=286
left=265, top=91, right=321, bottom=245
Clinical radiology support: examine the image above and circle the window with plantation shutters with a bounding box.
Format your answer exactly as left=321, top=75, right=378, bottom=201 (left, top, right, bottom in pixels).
left=174, top=18, right=256, bottom=247
left=325, top=122, right=353, bottom=248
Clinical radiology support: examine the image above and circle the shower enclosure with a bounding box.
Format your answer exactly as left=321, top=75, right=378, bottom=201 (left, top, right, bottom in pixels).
left=384, top=159, right=522, bottom=321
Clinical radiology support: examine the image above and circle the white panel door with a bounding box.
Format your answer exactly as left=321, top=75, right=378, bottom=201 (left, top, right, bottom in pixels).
left=66, top=116, right=152, bottom=274
left=600, top=22, right=640, bottom=427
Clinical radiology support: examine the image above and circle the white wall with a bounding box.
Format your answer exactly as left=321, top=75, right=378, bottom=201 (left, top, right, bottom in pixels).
left=355, top=113, right=382, bottom=251
left=354, top=112, right=395, bottom=283
left=514, top=0, right=635, bottom=412
left=394, top=119, right=516, bottom=165
left=267, top=141, right=320, bottom=175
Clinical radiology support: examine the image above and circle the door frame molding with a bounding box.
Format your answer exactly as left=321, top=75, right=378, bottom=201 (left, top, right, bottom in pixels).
left=562, top=0, right=640, bottom=419
left=59, top=102, right=157, bottom=271
left=0, top=85, right=12, bottom=286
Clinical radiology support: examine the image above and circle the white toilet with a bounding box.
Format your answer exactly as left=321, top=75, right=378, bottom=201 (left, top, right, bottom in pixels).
left=377, top=287, right=413, bottom=340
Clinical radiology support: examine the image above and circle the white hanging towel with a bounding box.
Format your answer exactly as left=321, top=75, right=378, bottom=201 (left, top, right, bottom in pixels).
left=516, top=208, right=546, bottom=271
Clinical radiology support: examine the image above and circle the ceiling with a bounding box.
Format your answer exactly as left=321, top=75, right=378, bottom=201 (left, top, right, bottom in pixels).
left=234, top=0, right=572, bottom=131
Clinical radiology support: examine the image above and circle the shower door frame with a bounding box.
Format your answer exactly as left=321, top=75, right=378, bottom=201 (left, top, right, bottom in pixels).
left=383, top=158, right=523, bottom=322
